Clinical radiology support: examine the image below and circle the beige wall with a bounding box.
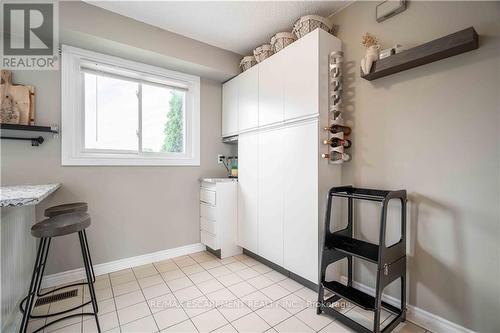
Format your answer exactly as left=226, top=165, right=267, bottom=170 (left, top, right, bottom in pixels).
left=0, top=2, right=240, bottom=275
left=332, top=1, right=500, bottom=331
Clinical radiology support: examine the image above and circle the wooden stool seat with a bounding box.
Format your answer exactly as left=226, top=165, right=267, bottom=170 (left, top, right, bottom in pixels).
left=31, top=212, right=91, bottom=238
left=44, top=202, right=88, bottom=218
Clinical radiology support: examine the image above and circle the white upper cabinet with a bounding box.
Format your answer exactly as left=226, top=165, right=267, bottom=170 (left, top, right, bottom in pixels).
left=237, top=132, right=259, bottom=253
left=258, top=128, right=284, bottom=266
left=238, top=66, right=259, bottom=131
left=283, top=34, right=319, bottom=121
left=258, top=51, right=284, bottom=126
left=222, top=77, right=238, bottom=137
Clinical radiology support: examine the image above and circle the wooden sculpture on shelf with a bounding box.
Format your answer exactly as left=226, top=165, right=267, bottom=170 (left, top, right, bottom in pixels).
left=0, top=70, right=35, bottom=125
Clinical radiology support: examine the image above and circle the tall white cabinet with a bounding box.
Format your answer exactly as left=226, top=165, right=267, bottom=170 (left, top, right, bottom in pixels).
left=225, top=29, right=342, bottom=284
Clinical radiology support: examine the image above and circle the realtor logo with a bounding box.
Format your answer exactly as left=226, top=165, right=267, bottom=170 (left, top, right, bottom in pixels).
left=1, top=1, right=59, bottom=70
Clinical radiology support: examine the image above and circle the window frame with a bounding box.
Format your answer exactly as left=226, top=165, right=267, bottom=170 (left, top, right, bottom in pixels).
left=61, top=45, right=200, bottom=166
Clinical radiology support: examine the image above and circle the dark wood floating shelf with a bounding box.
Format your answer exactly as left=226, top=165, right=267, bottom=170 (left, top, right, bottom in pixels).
left=361, top=27, right=479, bottom=81
left=0, top=123, right=58, bottom=133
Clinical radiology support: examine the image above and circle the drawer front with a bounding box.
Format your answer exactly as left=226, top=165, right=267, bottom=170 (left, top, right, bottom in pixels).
left=200, top=203, right=216, bottom=221
left=200, top=189, right=216, bottom=205
left=201, top=230, right=219, bottom=250
left=200, top=182, right=216, bottom=191
left=201, top=217, right=216, bottom=235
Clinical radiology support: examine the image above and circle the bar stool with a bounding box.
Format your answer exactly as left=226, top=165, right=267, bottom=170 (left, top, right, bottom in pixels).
left=20, top=203, right=95, bottom=309
left=19, top=212, right=101, bottom=333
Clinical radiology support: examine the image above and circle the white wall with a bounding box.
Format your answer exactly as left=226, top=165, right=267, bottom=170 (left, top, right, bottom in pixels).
left=332, top=1, right=500, bottom=331
left=0, top=2, right=241, bottom=275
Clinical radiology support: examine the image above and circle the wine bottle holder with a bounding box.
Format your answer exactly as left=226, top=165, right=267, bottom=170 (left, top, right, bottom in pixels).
left=323, top=50, right=351, bottom=164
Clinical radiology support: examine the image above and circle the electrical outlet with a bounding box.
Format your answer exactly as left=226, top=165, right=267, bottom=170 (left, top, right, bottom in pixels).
left=217, top=154, right=225, bottom=164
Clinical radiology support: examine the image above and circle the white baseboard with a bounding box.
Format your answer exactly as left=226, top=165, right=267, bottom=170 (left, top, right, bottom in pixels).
left=339, top=276, right=476, bottom=333
left=42, top=243, right=206, bottom=289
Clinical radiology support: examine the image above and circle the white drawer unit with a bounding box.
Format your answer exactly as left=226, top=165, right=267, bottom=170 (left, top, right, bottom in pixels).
left=199, top=179, right=241, bottom=258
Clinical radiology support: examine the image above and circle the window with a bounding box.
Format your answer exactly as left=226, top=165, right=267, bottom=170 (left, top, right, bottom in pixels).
left=61, top=45, right=200, bottom=166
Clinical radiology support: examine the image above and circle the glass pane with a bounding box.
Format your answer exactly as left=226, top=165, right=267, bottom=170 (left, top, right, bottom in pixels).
left=84, top=72, right=139, bottom=151
left=142, top=83, right=185, bottom=153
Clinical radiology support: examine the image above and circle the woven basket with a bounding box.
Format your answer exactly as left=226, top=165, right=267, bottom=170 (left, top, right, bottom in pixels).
left=293, top=15, right=334, bottom=39
left=270, top=32, right=297, bottom=53
left=253, top=44, right=273, bottom=63
left=240, top=56, right=257, bottom=72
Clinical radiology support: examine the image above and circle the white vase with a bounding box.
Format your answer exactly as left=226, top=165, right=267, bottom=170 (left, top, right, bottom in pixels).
left=361, top=45, right=380, bottom=75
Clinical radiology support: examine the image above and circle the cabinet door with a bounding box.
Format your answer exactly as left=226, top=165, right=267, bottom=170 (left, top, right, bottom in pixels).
left=222, top=78, right=238, bottom=136
left=258, top=128, right=284, bottom=265
left=283, top=121, right=319, bottom=283
left=258, top=53, right=284, bottom=126
left=237, top=132, right=259, bottom=253
left=283, top=35, right=318, bottom=121
left=238, top=66, right=259, bottom=131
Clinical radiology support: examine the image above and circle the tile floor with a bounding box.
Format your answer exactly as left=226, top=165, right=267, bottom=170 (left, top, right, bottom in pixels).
left=27, top=252, right=430, bottom=333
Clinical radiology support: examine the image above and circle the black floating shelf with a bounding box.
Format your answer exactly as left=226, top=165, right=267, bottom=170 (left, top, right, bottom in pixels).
left=0, top=123, right=58, bottom=133
left=361, top=27, right=479, bottom=81
left=1, top=123, right=58, bottom=146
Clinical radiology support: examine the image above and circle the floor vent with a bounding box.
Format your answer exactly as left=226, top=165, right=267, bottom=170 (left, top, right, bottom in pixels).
left=35, top=289, right=78, bottom=307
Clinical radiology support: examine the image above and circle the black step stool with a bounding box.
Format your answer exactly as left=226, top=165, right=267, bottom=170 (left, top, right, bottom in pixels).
left=317, top=186, right=407, bottom=333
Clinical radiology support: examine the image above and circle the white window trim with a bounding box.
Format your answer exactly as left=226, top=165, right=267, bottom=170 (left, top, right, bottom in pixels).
left=61, top=45, right=200, bottom=166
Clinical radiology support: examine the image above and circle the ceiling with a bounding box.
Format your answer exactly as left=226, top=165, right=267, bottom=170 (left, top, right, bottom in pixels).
left=87, top=1, right=352, bottom=55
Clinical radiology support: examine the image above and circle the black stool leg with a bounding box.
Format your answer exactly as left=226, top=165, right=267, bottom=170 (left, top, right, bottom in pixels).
left=20, top=238, right=48, bottom=333
left=78, top=231, right=101, bottom=332
left=83, top=230, right=96, bottom=283
left=35, top=238, right=51, bottom=296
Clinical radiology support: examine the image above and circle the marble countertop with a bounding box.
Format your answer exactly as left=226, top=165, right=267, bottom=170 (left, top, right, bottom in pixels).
left=0, top=184, right=61, bottom=208
left=200, top=178, right=238, bottom=183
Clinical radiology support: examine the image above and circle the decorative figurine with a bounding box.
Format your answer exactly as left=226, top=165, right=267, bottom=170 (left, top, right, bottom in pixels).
left=360, top=33, right=380, bottom=75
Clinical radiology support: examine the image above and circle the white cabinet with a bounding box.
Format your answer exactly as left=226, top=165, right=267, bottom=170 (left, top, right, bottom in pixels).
left=238, top=66, right=259, bottom=131
left=283, top=35, right=319, bottom=120
left=258, top=128, right=284, bottom=266
left=237, top=132, right=259, bottom=253
left=200, top=180, right=241, bottom=258
left=222, top=77, right=238, bottom=137
left=258, top=51, right=284, bottom=126
left=282, top=121, right=319, bottom=282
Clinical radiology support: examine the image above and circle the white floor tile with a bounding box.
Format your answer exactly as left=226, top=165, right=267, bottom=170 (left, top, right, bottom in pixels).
left=147, top=293, right=179, bottom=314
left=393, top=322, right=427, bottom=333
left=162, top=268, right=186, bottom=281
left=295, top=306, right=333, bottom=331
left=138, top=274, right=164, bottom=289
left=319, top=320, right=354, bottom=333
left=175, top=257, right=198, bottom=268
left=252, top=263, right=274, bottom=274
left=180, top=296, right=214, bottom=317
left=255, top=303, right=292, bottom=326
left=260, top=284, right=291, bottom=301
left=50, top=322, right=82, bottom=333
left=236, top=267, right=260, bottom=280
left=293, top=287, right=318, bottom=303
left=82, top=298, right=116, bottom=315
left=190, top=309, right=228, bottom=333
left=161, top=319, right=197, bottom=332
left=114, top=290, right=145, bottom=310
left=153, top=306, right=189, bottom=330
left=167, top=276, right=193, bottom=291
left=232, top=312, right=270, bottom=333
left=208, top=265, right=232, bottom=278
left=212, top=324, right=238, bottom=333
left=188, top=271, right=213, bottom=284
left=264, top=270, right=287, bottom=283
left=277, top=293, right=309, bottom=315
left=227, top=281, right=257, bottom=298
left=216, top=299, right=252, bottom=322
left=110, top=272, right=136, bottom=286
left=239, top=291, right=272, bottom=310
left=133, top=264, right=158, bottom=279
left=112, top=280, right=140, bottom=297
left=274, top=316, right=314, bottom=333
left=247, top=275, right=274, bottom=289
left=225, top=261, right=248, bottom=273
left=117, top=302, right=151, bottom=325
left=197, top=278, right=225, bottom=294
left=83, top=311, right=119, bottom=333
left=206, top=288, right=238, bottom=307
left=181, top=263, right=205, bottom=275
left=154, top=260, right=178, bottom=273
left=278, top=278, right=303, bottom=293
left=142, top=282, right=171, bottom=300
left=216, top=273, right=244, bottom=287
left=174, top=285, right=203, bottom=303
left=200, top=260, right=223, bottom=270
left=120, top=315, right=158, bottom=333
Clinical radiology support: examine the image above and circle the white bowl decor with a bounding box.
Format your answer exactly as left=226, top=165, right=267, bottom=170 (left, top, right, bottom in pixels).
left=270, top=32, right=297, bottom=53
left=293, top=15, right=334, bottom=39
left=253, top=44, right=273, bottom=63
left=240, top=56, right=257, bottom=72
